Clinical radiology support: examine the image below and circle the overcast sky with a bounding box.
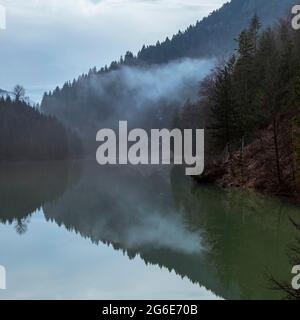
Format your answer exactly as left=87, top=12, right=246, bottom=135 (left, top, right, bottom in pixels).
left=0, top=0, right=227, bottom=101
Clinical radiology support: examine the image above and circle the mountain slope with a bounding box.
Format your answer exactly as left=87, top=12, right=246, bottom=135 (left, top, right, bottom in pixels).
left=124, top=0, right=296, bottom=65
left=0, top=97, right=83, bottom=161
left=41, top=0, right=296, bottom=152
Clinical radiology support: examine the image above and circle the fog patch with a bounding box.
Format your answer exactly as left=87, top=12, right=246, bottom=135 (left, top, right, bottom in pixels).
left=43, top=58, right=213, bottom=136
left=120, top=209, right=203, bottom=254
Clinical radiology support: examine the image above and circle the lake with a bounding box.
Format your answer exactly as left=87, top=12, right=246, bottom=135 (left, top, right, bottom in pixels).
left=0, top=160, right=299, bottom=299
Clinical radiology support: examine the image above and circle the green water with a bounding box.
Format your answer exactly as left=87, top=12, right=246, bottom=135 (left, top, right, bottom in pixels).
left=0, top=161, right=299, bottom=299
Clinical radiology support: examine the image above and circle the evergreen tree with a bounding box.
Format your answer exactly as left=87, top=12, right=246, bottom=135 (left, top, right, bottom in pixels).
left=209, top=56, right=236, bottom=152
left=0, top=96, right=82, bottom=162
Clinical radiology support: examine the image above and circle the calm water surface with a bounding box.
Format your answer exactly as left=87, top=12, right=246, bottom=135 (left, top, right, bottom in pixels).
left=0, top=161, right=299, bottom=299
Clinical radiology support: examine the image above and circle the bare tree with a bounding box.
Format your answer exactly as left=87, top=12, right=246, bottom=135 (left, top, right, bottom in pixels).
left=13, top=85, right=26, bottom=102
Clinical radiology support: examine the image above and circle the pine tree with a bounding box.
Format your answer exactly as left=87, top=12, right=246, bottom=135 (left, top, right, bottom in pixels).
left=210, top=56, right=237, bottom=153
left=249, top=13, right=261, bottom=53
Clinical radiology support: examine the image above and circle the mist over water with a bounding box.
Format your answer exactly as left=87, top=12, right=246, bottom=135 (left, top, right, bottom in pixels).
left=42, top=59, right=213, bottom=135
left=2, top=0, right=300, bottom=302
left=95, top=59, right=213, bottom=106
left=42, top=164, right=204, bottom=255
left=90, top=58, right=213, bottom=123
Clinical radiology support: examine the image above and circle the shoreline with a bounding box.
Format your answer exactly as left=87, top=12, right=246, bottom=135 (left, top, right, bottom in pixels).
left=195, top=162, right=300, bottom=207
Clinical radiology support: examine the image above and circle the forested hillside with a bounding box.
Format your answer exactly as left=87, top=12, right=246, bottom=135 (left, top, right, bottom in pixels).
left=0, top=97, right=82, bottom=161
left=101, top=0, right=296, bottom=68
left=135, top=0, right=296, bottom=64
left=192, top=15, right=300, bottom=199
left=41, top=0, right=295, bottom=153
